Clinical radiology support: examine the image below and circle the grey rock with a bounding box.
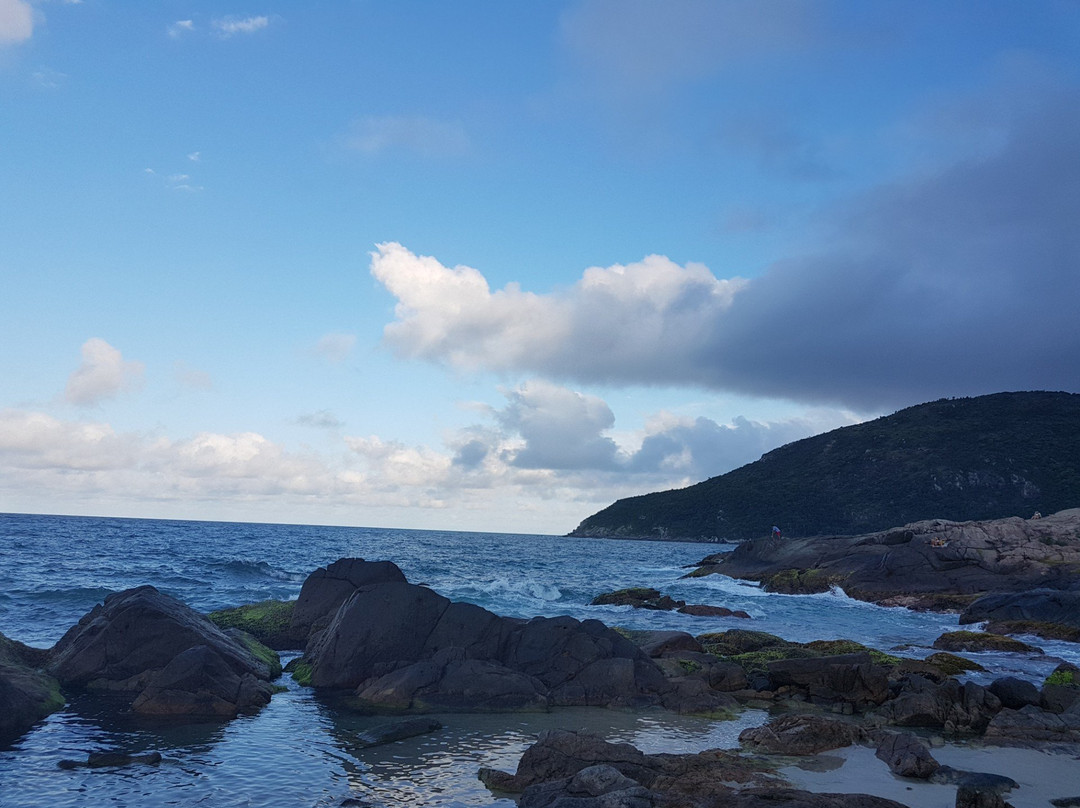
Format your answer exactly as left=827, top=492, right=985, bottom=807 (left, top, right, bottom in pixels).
left=47, top=586, right=276, bottom=719
left=637, top=631, right=702, bottom=658
left=767, top=652, right=890, bottom=708
left=874, top=731, right=939, bottom=778
left=740, top=713, right=868, bottom=755
left=987, top=677, right=1040, bottom=710
left=289, top=558, right=407, bottom=646
left=350, top=717, right=442, bottom=748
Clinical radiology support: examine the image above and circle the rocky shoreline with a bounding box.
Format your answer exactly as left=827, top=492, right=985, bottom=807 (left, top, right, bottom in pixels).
left=3, top=554, right=1080, bottom=807
left=690, top=508, right=1080, bottom=616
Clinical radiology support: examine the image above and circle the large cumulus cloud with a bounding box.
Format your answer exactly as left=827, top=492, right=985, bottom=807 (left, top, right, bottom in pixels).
left=372, top=98, right=1080, bottom=411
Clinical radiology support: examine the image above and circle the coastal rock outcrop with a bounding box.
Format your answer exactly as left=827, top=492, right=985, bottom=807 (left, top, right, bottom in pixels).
left=873, top=675, right=1001, bottom=734
left=739, top=714, right=868, bottom=755
left=0, top=632, right=64, bottom=745
left=47, top=585, right=278, bottom=717
left=297, top=560, right=733, bottom=714
left=692, top=509, right=1080, bottom=610
left=767, top=652, right=890, bottom=709
left=960, top=589, right=1080, bottom=640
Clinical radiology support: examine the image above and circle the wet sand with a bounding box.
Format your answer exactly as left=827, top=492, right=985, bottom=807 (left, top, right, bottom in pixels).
left=780, top=741, right=1080, bottom=808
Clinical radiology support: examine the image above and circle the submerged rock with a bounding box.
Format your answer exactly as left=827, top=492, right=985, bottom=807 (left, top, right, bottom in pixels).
left=348, top=717, right=442, bottom=748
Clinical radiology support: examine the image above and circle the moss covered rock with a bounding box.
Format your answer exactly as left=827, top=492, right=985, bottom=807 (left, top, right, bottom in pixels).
left=984, top=620, right=1080, bottom=643
left=590, top=588, right=684, bottom=610
left=762, top=568, right=839, bottom=595
left=924, top=652, right=986, bottom=676
left=1, top=632, right=65, bottom=745
left=208, top=600, right=296, bottom=650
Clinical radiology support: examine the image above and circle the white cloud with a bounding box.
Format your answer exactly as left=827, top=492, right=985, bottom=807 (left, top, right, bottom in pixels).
left=64, top=339, right=145, bottom=407
left=344, top=116, right=470, bottom=158
left=0, top=0, right=33, bottom=45
left=371, top=241, right=747, bottom=386
left=168, top=19, right=195, bottom=38
left=312, top=332, right=356, bottom=363
left=187, top=151, right=201, bottom=162
left=212, top=15, right=269, bottom=37
left=497, top=380, right=619, bottom=471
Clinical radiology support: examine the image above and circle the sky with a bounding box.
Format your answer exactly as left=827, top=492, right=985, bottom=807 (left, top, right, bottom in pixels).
left=1, top=1, right=1078, bottom=535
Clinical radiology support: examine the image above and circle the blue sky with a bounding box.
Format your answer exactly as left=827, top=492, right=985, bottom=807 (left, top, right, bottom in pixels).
left=2, top=1, right=1078, bottom=534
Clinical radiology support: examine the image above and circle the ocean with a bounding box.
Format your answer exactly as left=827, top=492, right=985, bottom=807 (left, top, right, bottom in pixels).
left=2, top=512, right=1078, bottom=807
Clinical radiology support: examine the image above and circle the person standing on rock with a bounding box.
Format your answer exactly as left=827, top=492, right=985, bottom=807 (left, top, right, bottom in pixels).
left=772, top=526, right=782, bottom=540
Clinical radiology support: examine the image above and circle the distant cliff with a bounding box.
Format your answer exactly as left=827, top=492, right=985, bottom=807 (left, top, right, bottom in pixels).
left=569, top=392, right=1080, bottom=542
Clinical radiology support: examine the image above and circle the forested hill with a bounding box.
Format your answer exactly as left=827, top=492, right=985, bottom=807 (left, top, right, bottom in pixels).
left=569, top=391, right=1080, bottom=542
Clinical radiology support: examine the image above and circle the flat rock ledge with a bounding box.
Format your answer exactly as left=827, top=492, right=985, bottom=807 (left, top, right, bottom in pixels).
left=692, top=508, right=1080, bottom=612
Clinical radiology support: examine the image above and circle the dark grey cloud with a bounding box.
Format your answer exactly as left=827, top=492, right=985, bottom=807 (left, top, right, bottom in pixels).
left=708, top=95, right=1080, bottom=409
left=626, top=414, right=840, bottom=478
left=374, top=92, right=1080, bottom=413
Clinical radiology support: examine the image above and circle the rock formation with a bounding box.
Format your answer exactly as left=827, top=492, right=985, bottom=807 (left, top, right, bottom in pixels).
left=47, top=585, right=278, bottom=717
left=294, top=559, right=734, bottom=714
left=692, top=509, right=1080, bottom=611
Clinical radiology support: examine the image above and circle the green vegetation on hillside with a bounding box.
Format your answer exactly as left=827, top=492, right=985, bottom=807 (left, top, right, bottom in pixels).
left=570, top=392, right=1080, bottom=541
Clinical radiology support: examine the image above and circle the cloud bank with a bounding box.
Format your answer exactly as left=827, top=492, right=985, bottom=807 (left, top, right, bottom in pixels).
left=372, top=97, right=1080, bottom=411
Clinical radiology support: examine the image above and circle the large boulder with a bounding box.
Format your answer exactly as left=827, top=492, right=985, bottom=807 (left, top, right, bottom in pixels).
left=0, top=632, right=64, bottom=746
left=984, top=703, right=1080, bottom=743
left=767, top=652, right=891, bottom=708
left=298, top=563, right=715, bottom=713
left=874, top=731, right=940, bottom=778
left=289, top=558, right=408, bottom=646
left=987, top=677, right=1040, bottom=710
left=48, top=585, right=277, bottom=717
left=874, top=675, right=1001, bottom=734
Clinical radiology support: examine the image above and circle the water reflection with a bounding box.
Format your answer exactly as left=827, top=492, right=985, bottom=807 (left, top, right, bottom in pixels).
left=319, top=703, right=770, bottom=807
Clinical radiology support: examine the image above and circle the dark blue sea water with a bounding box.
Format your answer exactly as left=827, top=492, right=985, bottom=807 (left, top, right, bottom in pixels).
left=2, top=512, right=1077, bottom=807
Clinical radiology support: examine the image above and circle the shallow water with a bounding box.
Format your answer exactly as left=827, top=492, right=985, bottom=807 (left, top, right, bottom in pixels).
left=2, top=512, right=1078, bottom=806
